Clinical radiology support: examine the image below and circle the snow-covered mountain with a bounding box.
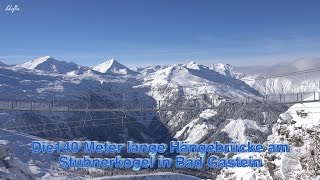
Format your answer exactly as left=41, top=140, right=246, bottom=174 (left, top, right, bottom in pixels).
left=217, top=93, right=320, bottom=180
left=16, top=56, right=84, bottom=74
left=0, top=61, right=9, bottom=67
left=134, top=65, right=167, bottom=74
left=0, top=56, right=319, bottom=179
left=93, top=59, right=137, bottom=75
left=232, top=57, right=320, bottom=94
left=208, top=63, right=244, bottom=79
left=141, top=61, right=260, bottom=98
left=235, top=57, right=320, bottom=75
left=0, top=128, right=69, bottom=179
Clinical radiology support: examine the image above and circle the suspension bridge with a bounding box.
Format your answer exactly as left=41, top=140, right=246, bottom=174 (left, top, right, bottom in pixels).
left=0, top=91, right=318, bottom=112
left=0, top=67, right=319, bottom=135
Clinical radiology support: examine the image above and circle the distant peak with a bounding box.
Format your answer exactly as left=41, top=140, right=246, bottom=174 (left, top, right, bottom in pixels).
left=17, top=56, right=80, bottom=73
left=188, top=61, right=197, bottom=65
left=43, top=55, right=52, bottom=59
left=0, top=61, right=9, bottom=67
left=36, top=56, right=55, bottom=61
left=209, top=63, right=235, bottom=77
left=106, top=58, right=115, bottom=63
left=186, top=61, right=200, bottom=70
left=93, top=58, right=136, bottom=75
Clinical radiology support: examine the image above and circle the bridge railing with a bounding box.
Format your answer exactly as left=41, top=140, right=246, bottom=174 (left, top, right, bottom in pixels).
left=265, top=91, right=320, bottom=104
left=0, top=91, right=319, bottom=112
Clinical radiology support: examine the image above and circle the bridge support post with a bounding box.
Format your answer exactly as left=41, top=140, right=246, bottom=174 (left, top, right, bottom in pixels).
left=158, top=100, right=161, bottom=111
left=211, top=98, right=215, bottom=108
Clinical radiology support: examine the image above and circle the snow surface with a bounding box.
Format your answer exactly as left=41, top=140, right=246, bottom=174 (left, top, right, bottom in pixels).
left=222, top=119, right=268, bottom=143
left=141, top=62, right=260, bottom=99
left=16, top=56, right=83, bottom=74
left=0, top=61, right=9, bottom=67
left=93, top=59, right=137, bottom=75
left=234, top=57, right=320, bottom=94
left=0, top=129, right=69, bottom=179
left=1, top=56, right=319, bottom=179
left=92, top=172, right=200, bottom=180
left=218, top=93, right=320, bottom=179
left=217, top=152, right=271, bottom=180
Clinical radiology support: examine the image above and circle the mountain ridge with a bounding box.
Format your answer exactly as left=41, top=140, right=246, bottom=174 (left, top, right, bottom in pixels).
left=16, top=56, right=83, bottom=74
left=93, top=58, right=137, bottom=75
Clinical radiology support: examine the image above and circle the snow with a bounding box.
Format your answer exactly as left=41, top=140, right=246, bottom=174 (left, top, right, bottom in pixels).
left=233, top=57, right=320, bottom=94
left=93, top=59, right=137, bottom=75
left=0, top=129, right=64, bottom=179
left=142, top=63, right=260, bottom=98
left=217, top=152, right=271, bottom=180
left=218, top=93, right=320, bottom=179
left=16, top=56, right=82, bottom=74
left=186, top=61, right=201, bottom=70
left=93, top=59, right=116, bottom=73
left=0, top=56, right=319, bottom=179
left=174, top=117, right=215, bottom=143
left=208, top=63, right=241, bottom=78
left=0, top=140, right=8, bottom=145
left=92, top=172, right=200, bottom=180
left=199, top=109, right=217, bottom=119
left=0, top=61, right=9, bottom=67
left=222, top=119, right=268, bottom=143
left=18, top=56, right=52, bottom=69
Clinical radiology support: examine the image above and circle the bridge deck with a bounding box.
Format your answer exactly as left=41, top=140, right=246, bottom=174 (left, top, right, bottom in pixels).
left=0, top=91, right=318, bottom=112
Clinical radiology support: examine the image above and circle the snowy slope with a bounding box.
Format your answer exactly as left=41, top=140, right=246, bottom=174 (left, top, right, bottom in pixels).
left=93, top=59, right=137, bottom=75
left=0, top=61, right=164, bottom=145
left=208, top=63, right=244, bottom=79
left=174, top=109, right=217, bottom=143
left=222, top=119, right=268, bottom=143
left=93, top=173, right=200, bottom=180
left=0, top=128, right=70, bottom=179
left=16, top=56, right=84, bottom=74
left=142, top=62, right=260, bottom=98
left=233, top=57, right=320, bottom=94
left=217, top=92, right=320, bottom=180
left=138, top=62, right=267, bottom=150
left=2, top=56, right=319, bottom=179
left=134, top=65, right=167, bottom=74
left=0, top=61, right=9, bottom=67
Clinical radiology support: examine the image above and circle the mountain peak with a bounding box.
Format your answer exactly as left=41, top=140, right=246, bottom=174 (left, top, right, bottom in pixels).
left=93, top=59, right=136, bottom=75
left=20, top=56, right=55, bottom=69
left=186, top=61, right=201, bottom=70
left=209, top=63, right=234, bottom=77
left=0, top=61, right=9, bottom=67
left=43, top=55, right=52, bottom=59
left=17, top=56, right=81, bottom=73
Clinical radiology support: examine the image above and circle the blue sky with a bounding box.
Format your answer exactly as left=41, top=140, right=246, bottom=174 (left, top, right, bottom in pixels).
left=1, top=0, right=320, bottom=67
